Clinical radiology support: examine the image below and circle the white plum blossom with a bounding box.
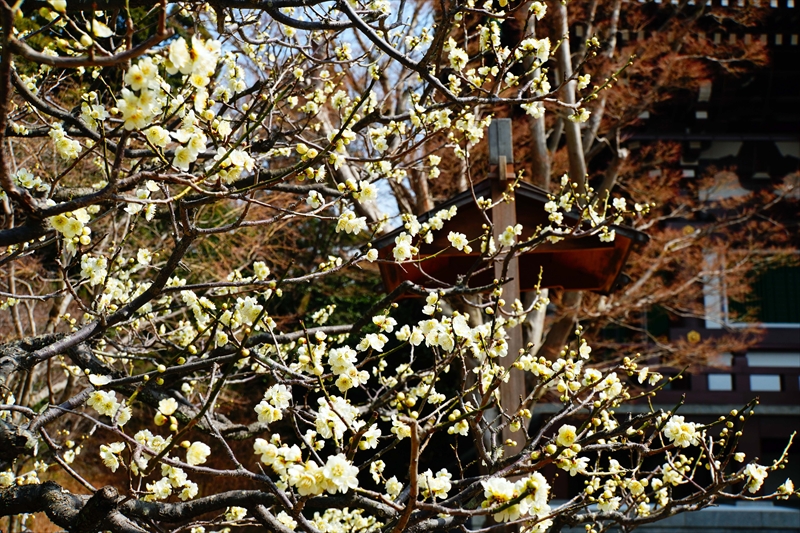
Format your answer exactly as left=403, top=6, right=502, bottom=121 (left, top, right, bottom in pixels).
left=449, top=47, right=469, bottom=71
left=88, top=374, right=112, bottom=387
left=499, top=224, right=523, bottom=247
left=447, top=231, right=471, bottom=253
left=522, top=101, right=545, bottom=118
left=359, top=424, right=381, bottom=450
left=556, top=424, right=577, bottom=447
left=99, top=442, right=125, bottom=472
left=158, top=398, right=179, bottom=416
left=255, top=384, right=292, bottom=423
left=277, top=511, right=297, bottom=530
left=393, top=233, right=417, bottom=262
left=385, top=476, right=403, bottom=497
left=745, top=463, right=769, bottom=493
left=420, top=469, right=452, bottom=499
left=322, top=454, right=359, bottom=494
left=579, top=341, right=592, bottom=359
left=87, top=390, right=119, bottom=417
left=530, top=1, right=546, bottom=18
left=147, top=477, right=173, bottom=501
left=49, top=124, right=82, bottom=160
left=391, top=417, right=412, bottom=440
left=372, top=315, right=397, bottom=332
left=519, top=37, right=551, bottom=64
left=186, top=442, right=211, bottom=466
left=664, top=416, right=701, bottom=448
left=225, top=506, right=247, bottom=521
left=357, top=333, right=388, bottom=352
left=307, top=190, right=324, bottom=209
left=253, top=261, right=271, bottom=280
left=315, top=396, right=362, bottom=441
left=336, top=210, right=368, bottom=235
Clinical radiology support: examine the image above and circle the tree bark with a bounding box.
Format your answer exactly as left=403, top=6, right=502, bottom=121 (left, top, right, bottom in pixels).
left=554, top=1, right=587, bottom=196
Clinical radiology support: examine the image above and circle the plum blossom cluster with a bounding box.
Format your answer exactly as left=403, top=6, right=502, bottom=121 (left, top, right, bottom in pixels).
left=255, top=383, right=292, bottom=423
left=49, top=207, right=95, bottom=247
left=86, top=389, right=132, bottom=426
left=253, top=436, right=360, bottom=496
left=481, top=473, right=551, bottom=526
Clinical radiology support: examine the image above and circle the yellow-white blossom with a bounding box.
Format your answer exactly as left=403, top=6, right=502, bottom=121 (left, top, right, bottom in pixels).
left=744, top=463, right=768, bottom=493
left=556, top=424, right=577, bottom=447
left=158, top=398, right=179, bottom=416
left=664, top=416, right=701, bottom=448
left=186, top=441, right=211, bottom=466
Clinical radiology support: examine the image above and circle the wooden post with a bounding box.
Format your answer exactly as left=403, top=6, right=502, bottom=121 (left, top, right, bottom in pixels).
left=489, top=119, right=526, bottom=459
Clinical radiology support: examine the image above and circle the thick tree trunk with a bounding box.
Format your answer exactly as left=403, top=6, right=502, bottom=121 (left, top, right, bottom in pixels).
left=554, top=1, right=587, bottom=196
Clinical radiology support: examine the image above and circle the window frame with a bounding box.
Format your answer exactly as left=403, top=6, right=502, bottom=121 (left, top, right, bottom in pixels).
left=703, top=251, right=800, bottom=329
